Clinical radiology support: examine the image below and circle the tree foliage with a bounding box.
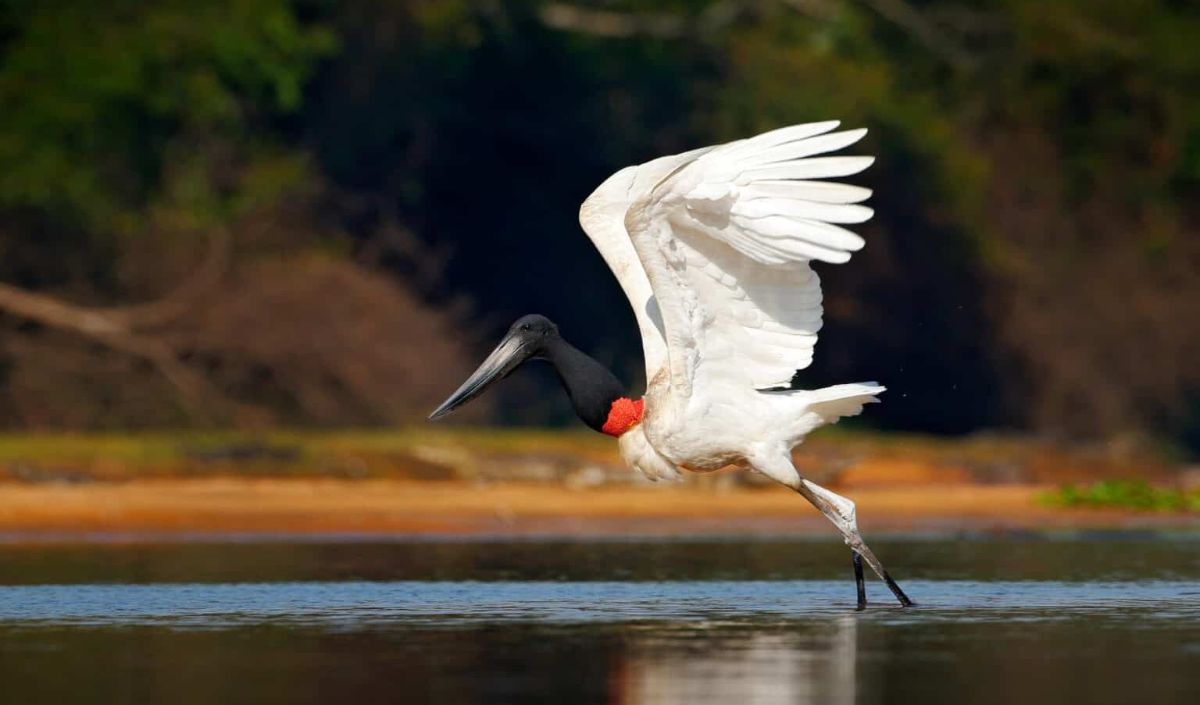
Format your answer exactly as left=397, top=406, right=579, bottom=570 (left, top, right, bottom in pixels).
left=0, top=0, right=334, bottom=228
left=1, top=0, right=1198, bottom=449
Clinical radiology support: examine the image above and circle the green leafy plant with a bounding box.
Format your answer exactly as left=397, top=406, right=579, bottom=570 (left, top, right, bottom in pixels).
left=1041, top=480, right=1200, bottom=513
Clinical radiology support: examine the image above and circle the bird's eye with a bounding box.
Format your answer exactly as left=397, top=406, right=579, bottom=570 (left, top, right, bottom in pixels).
left=521, top=325, right=531, bottom=332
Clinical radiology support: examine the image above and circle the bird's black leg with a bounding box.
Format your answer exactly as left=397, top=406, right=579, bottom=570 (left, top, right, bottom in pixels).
left=852, top=550, right=867, bottom=610
left=882, top=571, right=914, bottom=607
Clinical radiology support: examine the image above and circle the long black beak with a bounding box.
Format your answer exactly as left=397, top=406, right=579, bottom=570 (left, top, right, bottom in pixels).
left=428, top=332, right=533, bottom=420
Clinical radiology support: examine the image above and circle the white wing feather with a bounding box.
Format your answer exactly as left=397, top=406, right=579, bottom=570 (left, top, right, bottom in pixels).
left=618, top=122, right=875, bottom=394
left=578, top=146, right=716, bottom=385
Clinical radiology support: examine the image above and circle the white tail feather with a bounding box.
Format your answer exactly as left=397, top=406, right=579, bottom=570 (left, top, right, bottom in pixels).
left=805, top=382, right=886, bottom=425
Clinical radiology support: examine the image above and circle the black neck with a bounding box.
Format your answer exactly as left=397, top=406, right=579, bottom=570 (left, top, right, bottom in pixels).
left=540, top=338, right=625, bottom=432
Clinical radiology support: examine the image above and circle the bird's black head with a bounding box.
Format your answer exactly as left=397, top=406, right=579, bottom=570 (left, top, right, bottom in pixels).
left=428, top=314, right=561, bottom=420
left=509, top=314, right=560, bottom=356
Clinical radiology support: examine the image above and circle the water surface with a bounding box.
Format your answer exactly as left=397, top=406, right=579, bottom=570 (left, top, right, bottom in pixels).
left=0, top=537, right=1197, bottom=704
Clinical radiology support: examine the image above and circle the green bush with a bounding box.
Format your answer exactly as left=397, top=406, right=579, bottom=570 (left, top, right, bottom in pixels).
left=1041, top=480, right=1200, bottom=513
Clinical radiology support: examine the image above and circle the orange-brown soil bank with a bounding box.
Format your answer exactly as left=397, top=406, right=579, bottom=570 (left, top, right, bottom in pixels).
left=0, top=478, right=1193, bottom=539
left=0, top=429, right=1193, bottom=539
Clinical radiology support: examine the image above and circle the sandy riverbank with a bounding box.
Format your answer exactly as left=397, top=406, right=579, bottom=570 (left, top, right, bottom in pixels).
left=0, top=477, right=1193, bottom=540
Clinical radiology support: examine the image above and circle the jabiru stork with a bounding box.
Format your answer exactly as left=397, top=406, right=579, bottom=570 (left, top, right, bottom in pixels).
left=429, top=122, right=913, bottom=609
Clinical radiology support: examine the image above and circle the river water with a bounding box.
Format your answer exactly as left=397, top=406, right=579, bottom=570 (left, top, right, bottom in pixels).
left=0, top=536, right=1197, bottom=704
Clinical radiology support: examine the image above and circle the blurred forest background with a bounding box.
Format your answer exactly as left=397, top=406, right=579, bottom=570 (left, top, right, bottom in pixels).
left=0, top=0, right=1197, bottom=455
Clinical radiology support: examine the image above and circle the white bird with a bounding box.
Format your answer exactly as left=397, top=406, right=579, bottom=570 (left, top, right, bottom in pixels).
left=430, top=122, right=912, bottom=608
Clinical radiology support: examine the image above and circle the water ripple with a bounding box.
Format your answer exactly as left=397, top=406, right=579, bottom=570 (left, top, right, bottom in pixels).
left=1, top=580, right=1197, bottom=629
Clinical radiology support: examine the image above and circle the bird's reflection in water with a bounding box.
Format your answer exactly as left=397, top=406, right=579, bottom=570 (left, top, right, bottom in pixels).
left=615, top=615, right=864, bottom=705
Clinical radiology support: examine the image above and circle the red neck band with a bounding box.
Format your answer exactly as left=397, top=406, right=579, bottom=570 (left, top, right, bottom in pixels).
left=601, top=397, right=645, bottom=437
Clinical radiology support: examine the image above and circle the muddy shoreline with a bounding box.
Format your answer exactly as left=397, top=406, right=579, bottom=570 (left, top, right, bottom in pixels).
left=0, top=477, right=1194, bottom=542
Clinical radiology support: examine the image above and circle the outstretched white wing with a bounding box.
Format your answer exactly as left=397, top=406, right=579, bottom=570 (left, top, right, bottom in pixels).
left=619, top=121, right=875, bottom=395
left=578, top=146, right=716, bottom=385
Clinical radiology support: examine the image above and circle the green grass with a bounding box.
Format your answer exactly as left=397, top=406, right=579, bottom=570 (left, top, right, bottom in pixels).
left=0, top=425, right=909, bottom=467
left=0, top=427, right=1181, bottom=486
left=1040, top=480, right=1200, bottom=513
left=0, top=427, right=622, bottom=480
left=0, top=427, right=598, bottom=460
